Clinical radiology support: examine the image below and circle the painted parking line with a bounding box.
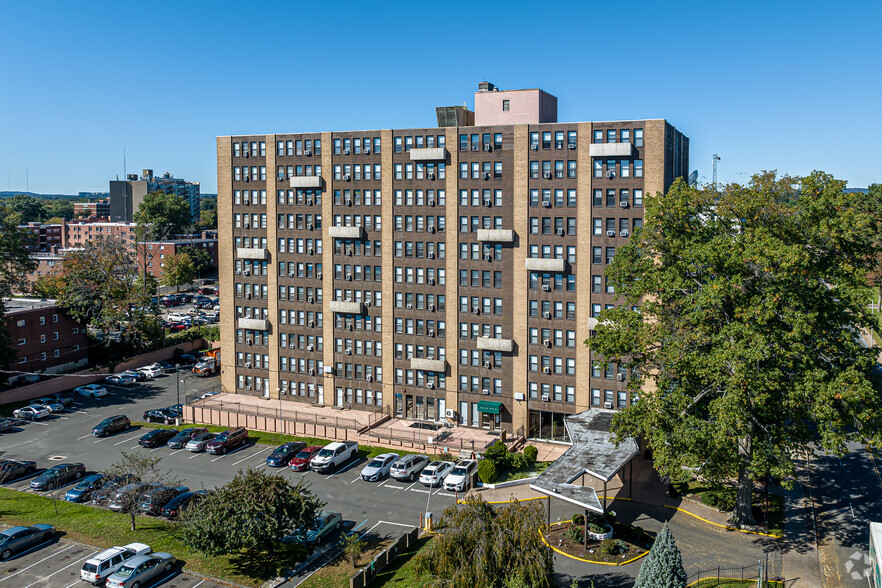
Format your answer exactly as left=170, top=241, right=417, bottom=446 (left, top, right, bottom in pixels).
left=113, top=432, right=145, bottom=446
left=189, top=452, right=204, bottom=459
left=76, top=433, right=93, bottom=440
left=231, top=447, right=271, bottom=466
left=0, top=543, right=75, bottom=582
left=210, top=444, right=253, bottom=463
left=28, top=421, right=49, bottom=427
left=21, top=549, right=97, bottom=588
left=169, top=449, right=185, bottom=456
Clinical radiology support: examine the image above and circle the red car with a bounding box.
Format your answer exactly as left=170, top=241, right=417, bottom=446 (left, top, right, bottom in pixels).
left=289, top=446, right=323, bottom=471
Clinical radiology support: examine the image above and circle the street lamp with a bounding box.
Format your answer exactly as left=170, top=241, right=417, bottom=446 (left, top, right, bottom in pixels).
left=175, top=363, right=181, bottom=408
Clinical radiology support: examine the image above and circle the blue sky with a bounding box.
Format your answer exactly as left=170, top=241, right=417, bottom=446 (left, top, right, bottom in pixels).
left=1, top=0, right=879, bottom=194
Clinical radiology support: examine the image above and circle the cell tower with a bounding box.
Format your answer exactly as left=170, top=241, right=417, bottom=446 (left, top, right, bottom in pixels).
left=712, top=154, right=721, bottom=185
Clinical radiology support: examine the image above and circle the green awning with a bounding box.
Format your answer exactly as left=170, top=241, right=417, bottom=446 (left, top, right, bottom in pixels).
left=477, top=400, right=503, bottom=414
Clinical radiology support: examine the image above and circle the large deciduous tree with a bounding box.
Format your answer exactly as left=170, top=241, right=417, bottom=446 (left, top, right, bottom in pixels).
left=589, top=171, right=882, bottom=527
left=103, top=451, right=182, bottom=531
left=0, top=205, right=37, bottom=371
left=414, top=496, right=553, bottom=588
left=133, top=191, right=192, bottom=241
left=181, top=468, right=323, bottom=557
left=161, top=252, right=195, bottom=292
left=56, top=237, right=161, bottom=351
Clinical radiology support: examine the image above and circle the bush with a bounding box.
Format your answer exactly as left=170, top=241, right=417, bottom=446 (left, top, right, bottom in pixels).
left=615, top=539, right=628, bottom=554
left=523, top=445, right=538, bottom=464
left=588, top=523, right=605, bottom=534
left=599, top=539, right=617, bottom=555
left=484, top=440, right=508, bottom=465
left=477, top=459, right=498, bottom=484
left=566, top=524, right=584, bottom=544
left=508, top=452, right=528, bottom=470
left=700, top=489, right=736, bottom=511
left=572, top=513, right=585, bottom=526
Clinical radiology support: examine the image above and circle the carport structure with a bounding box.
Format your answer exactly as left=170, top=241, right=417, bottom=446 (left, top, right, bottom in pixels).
left=530, top=409, right=639, bottom=520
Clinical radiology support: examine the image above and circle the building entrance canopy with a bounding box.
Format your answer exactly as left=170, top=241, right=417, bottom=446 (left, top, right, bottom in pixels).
left=530, top=409, right=639, bottom=513
left=476, top=400, right=502, bottom=414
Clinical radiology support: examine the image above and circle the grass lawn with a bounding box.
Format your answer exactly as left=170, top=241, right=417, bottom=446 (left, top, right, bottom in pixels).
left=374, top=535, right=433, bottom=587
left=0, top=487, right=291, bottom=586
left=298, top=538, right=393, bottom=588
left=134, top=421, right=446, bottom=461
left=671, top=480, right=784, bottom=537
left=492, top=461, right=550, bottom=484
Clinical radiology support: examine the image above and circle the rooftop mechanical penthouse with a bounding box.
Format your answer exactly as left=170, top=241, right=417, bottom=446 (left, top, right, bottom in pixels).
left=217, top=82, right=688, bottom=441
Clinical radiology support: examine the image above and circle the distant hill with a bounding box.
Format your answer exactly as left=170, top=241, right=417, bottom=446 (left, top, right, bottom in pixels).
left=845, top=188, right=869, bottom=194
left=0, top=191, right=80, bottom=200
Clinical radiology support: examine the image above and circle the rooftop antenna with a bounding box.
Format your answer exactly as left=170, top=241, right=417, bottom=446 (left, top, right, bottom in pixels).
left=123, top=144, right=127, bottom=179
left=712, top=154, right=721, bottom=186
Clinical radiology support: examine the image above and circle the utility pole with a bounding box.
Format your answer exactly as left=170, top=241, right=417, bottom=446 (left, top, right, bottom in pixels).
left=712, top=154, right=721, bottom=186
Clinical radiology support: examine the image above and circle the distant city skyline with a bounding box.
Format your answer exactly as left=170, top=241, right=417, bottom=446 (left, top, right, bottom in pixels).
left=1, top=0, right=880, bottom=194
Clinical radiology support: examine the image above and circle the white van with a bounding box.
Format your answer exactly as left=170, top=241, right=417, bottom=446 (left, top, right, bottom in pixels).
left=80, top=543, right=151, bottom=585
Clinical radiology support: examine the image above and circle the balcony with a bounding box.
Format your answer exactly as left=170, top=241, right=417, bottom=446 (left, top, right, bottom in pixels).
left=236, top=247, right=268, bottom=260
left=524, top=258, right=567, bottom=272
left=588, top=143, right=635, bottom=158
left=289, top=176, right=323, bottom=189
left=410, top=358, right=447, bottom=372
left=328, top=226, right=365, bottom=240
left=238, top=318, right=268, bottom=331
left=476, top=229, right=515, bottom=243
left=477, top=337, right=514, bottom=353
left=409, top=148, right=447, bottom=162
left=329, top=301, right=364, bottom=315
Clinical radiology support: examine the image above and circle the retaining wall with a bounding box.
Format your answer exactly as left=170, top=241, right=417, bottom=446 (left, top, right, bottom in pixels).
left=349, top=527, right=420, bottom=588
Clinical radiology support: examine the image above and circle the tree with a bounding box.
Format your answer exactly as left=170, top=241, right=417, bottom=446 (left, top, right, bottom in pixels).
left=161, top=252, right=195, bottom=292
left=414, top=496, right=553, bottom=588
left=31, top=274, right=64, bottom=298
left=342, top=532, right=367, bottom=567
left=133, top=191, right=192, bottom=242
left=103, top=451, right=181, bottom=531
left=633, top=524, right=687, bottom=588
left=181, top=468, right=323, bottom=557
left=199, top=198, right=217, bottom=230
left=187, top=247, right=213, bottom=277
left=4, top=194, right=46, bottom=223
left=55, top=236, right=161, bottom=352
left=43, top=198, right=75, bottom=221
left=0, top=205, right=37, bottom=369
left=589, top=171, right=882, bottom=527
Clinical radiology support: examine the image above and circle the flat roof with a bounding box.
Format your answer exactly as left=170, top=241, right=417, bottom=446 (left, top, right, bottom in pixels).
left=530, top=409, right=639, bottom=513
left=4, top=298, right=59, bottom=314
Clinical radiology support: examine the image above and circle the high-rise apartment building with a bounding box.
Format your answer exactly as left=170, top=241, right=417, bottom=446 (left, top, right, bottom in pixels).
left=109, top=169, right=201, bottom=224
left=217, top=83, right=688, bottom=440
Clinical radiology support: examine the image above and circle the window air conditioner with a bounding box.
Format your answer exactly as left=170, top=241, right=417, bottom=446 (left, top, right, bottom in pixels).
left=542, top=394, right=550, bottom=402
left=428, top=199, right=436, bottom=206
left=445, top=408, right=456, bottom=418
left=483, top=144, right=492, bottom=152
left=343, top=149, right=350, bottom=155
left=617, top=373, right=626, bottom=381
left=620, top=201, right=629, bottom=208
left=308, top=320, right=315, bottom=327
left=543, top=311, right=551, bottom=319
left=345, top=199, right=352, bottom=206
left=244, top=199, right=250, bottom=205
left=346, top=324, right=353, bottom=331
left=555, top=141, right=564, bottom=149
left=484, top=361, right=492, bottom=369
left=245, top=339, right=252, bottom=346
left=305, top=150, right=312, bottom=156
left=428, top=329, right=435, bottom=337
left=364, top=148, right=371, bottom=154
left=317, top=272, right=322, bottom=279
left=473, top=307, right=480, bottom=315
left=428, top=252, right=435, bottom=259
left=544, top=172, right=553, bottom=179
left=245, top=292, right=251, bottom=299
left=428, top=304, right=436, bottom=312
left=309, top=368, right=316, bottom=375
left=307, top=223, right=314, bottom=230
left=485, top=254, right=493, bottom=262
left=308, top=248, right=314, bottom=255
left=531, top=172, right=539, bottom=178
left=604, top=401, right=614, bottom=409
left=243, top=269, right=251, bottom=276
left=428, top=226, right=436, bottom=233
left=406, top=304, right=413, bottom=310
left=244, top=362, right=252, bottom=368
left=343, top=175, right=351, bottom=181
left=543, top=367, right=551, bottom=374
left=530, top=144, right=539, bottom=151
left=543, top=339, right=551, bottom=347
left=568, top=143, right=577, bottom=149
left=345, top=349, right=351, bottom=355
left=557, top=228, right=565, bottom=236
left=289, top=272, right=296, bottom=277
left=307, top=344, right=314, bottom=351
left=483, top=173, right=490, bottom=180
left=345, top=274, right=352, bottom=281
left=289, top=342, right=296, bottom=349
left=542, top=201, right=551, bottom=208
left=306, top=199, right=314, bottom=206
left=236, top=269, right=242, bottom=275
left=428, top=173, right=435, bottom=180
left=244, top=152, right=250, bottom=158
left=244, top=223, right=251, bottom=229
left=607, top=171, right=616, bottom=179
left=482, top=388, right=490, bottom=395
left=246, top=385, right=252, bottom=390
left=607, top=230, right=616, bottom=237
left=427, top=382, right=435, bottom=389
left=346, top=248, right=353, bottom=256
left=367, top=375, right=373, bottom=382
left=308, top=296, right=314, bottom=303
left=542, top=284, right=551, bottom=291
left=606, top=257, right=613, bottom=264
left=620, top=230, right=629, bottom=237
left=484, top=199, right=493, bottom=207
left=364, top=300, right=371, bottom=307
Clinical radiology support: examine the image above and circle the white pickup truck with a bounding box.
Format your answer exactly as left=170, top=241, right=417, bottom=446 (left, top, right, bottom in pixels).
left=310, top=441, right=359, bottom=473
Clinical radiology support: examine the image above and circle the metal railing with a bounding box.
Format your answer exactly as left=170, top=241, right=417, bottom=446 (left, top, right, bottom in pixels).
left=687, top=559, right=781, bottom=586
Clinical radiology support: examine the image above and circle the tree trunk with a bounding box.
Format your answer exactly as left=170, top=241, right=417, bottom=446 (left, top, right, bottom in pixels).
left=733, top=436, right=757, bottom=527
left=130, top=513, right=136, bottom=531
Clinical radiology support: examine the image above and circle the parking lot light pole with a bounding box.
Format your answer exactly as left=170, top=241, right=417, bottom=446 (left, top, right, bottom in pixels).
left=176, top=364, right=181, bottom=408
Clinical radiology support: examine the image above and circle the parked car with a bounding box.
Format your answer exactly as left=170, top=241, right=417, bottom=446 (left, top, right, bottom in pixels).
left=28, top=398, right=64, bottom=413
left=166, top=427, right=207, bottom=449
left=166, top=404, right=183, bottom=416
left=13, top=405, right=51, bottom=420
left=137, top=366, right=162, bottom=379
left=289, top=446, right=322, bottom=471
left=65, top=474, right=105, bottom=503
left=120, top=370, right=147, bottom=382
left=185, top=431, right=217, bottom=452
left=46, top=392, right=73, bottom=407
left=138, top=485, right=189, bottom=515
left=92, top=415, right=130, bottom=437
left=0, top=524, right=55, bottom=560
left=75, top=384, right=108, bottom=398
left=160, top=490, right=207, bottom=519
left=390, top=454, right=430, bottom=482
left=143, top=409, right=178, bottom=424
left=361, top=453, right=400, bottom=482
left=91, top=475, right=140, bottom=504
left=105, top=552, right=176, bottom=588
left=30, top=463, right=85, bottom=491
left=156, top=361, right=176, bottom=373
left=80, top=543, right=151, bottom=585
left=0, top=417, right=16, bottom=432
left=138, top=429, right=178, bottom=448
left=419, top=461, right=454, bottom=487
left=310, top=441, right=359, bottom=473
left=166, top=312, right=188, bottom=323
left=443, top=459, right=479, bottom=492
left=205, top=427, right=248, bottom=455
left=0, top=459, right=38, bottom=483
left=200, top=279, right=216, bottom=286
left=282, top=511, right=343, bottom=545
left=266, top=442, right=306, bottom=467
left=176, top=353, right=197, bottom=365
left=108, top=483, right=152, bottom=511
left=105, top=374, right=136, bottom=387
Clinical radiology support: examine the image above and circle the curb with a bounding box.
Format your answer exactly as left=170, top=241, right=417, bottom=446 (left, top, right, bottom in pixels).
left=538, top=520, right=649, bottom=567
left=663, top=504, right=782, bottom=538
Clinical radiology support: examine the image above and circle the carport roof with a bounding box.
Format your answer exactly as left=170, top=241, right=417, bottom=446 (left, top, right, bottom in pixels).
left=530, top=409, right=639, bottom=514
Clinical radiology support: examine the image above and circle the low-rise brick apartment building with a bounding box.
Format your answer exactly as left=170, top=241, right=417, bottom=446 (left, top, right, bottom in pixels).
left=218, top=82, right=688, bottom=440
left=4, top=298, right=88, bottom=381
left=138, top=238, right=219, bottom=279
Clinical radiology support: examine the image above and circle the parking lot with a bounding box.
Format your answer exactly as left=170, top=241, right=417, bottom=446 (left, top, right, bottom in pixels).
left=0, top=524, right=224, bottom=588
left=1, top=369, right=456, bottom=584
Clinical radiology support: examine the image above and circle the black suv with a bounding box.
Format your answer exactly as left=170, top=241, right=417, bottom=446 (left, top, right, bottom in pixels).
left=92, top=415, right=130, bottom=437
left=138, top=429, right=177, bottom=448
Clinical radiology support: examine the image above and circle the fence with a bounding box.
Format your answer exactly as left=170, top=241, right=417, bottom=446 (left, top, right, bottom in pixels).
left=687, top=559, right=781, bottom=586
left=349, top=527, right=420, bottom=588
left=191, top=397, right=375, bottom=430
left=361, top=427, right=495, bottom=454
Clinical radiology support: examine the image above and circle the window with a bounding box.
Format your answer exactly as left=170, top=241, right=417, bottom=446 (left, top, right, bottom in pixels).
left=594, top=130, right=603, bottom=143
left=634, top=159, right=643, bottom=177
left=634, top=128, right=643, bottom=147
left=502, top=100, right=509, bottom=111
